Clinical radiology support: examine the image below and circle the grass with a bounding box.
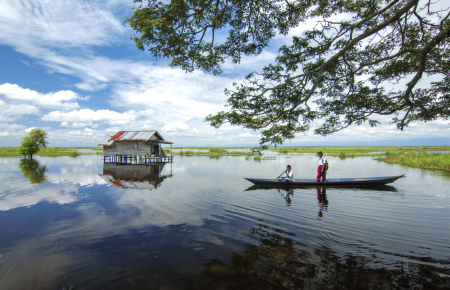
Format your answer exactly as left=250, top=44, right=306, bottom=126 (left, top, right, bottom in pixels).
left=171, top=146, right=250, bottom=150
left=0, top=147, right=103, bottom=158
left=169, top=148, right=257, bottom=156
left=377, top=152, right=450, bottom=171
left=269, top=146, right=450, bottom=157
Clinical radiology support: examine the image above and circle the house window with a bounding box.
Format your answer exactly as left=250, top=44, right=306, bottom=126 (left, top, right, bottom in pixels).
left=133, top=142, right=138, bottom=149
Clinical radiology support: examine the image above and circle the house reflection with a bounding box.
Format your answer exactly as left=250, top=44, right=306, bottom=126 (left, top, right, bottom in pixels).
left=99, top=163, right=171, bottom=190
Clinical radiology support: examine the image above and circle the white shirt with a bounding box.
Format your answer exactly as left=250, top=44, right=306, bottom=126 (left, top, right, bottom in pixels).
left=283, top=170, right=294, bottom=181
left=319, top=157, right=327, bottom=166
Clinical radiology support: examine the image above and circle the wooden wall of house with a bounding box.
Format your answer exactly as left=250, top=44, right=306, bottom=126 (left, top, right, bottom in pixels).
left=103, top=141, right=154, bottom=156
left=149, top=134, right=160, bottom=141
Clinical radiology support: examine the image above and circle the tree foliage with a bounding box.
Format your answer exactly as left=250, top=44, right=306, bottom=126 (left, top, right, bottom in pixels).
left=19, top=129, right=48, bottom=159
left=127, top=0, right=450, bottom=147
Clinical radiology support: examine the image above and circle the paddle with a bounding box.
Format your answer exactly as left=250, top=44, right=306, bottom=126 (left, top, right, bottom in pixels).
left=277, top=170, right=286, bottom=179
left=277, top=188, right=286, bottom=199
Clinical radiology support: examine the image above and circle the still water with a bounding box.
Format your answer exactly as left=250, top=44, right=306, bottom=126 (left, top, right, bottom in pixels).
left=0, top=154, right=449, bottom=289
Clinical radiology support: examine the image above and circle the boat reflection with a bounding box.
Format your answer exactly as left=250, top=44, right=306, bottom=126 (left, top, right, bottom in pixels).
left=18, top=158, right=47, bottom=185
left=99, top=163, right=171, bottom=190
left=246, top=185, right=397, bottom=216
left=245, top=184, right=398, bottom=192
left=204, top=220, right=448, bottom=289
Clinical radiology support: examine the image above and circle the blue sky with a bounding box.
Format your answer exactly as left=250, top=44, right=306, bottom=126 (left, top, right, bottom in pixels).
left=0, top=0, right=449, bottom=147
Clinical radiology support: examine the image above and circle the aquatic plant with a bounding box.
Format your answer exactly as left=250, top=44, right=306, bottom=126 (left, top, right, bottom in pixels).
left=377, top=152, right=450, bottom=171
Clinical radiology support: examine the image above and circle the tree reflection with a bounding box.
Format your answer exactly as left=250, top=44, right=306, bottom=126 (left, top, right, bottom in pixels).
left=19, top=158, right=47, bottom=185
left=205, top=222, right=450, bottom=289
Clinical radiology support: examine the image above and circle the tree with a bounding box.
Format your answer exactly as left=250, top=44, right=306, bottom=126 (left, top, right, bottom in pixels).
left=19, top=129, right=48, bottom=159
left=127, top=0, right=450, bottom=148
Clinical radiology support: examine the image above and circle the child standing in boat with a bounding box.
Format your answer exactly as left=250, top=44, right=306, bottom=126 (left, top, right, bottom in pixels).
left=317, top=151, right=327, bottom=182
left=278, top=165, right=294, bottom=182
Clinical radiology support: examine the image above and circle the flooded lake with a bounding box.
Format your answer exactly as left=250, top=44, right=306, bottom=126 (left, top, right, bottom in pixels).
left=0, top=154, right=449, bottom=289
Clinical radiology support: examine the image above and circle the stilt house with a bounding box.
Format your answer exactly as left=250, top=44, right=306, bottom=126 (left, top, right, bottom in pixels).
left=99, top=130, right=173, bottom=164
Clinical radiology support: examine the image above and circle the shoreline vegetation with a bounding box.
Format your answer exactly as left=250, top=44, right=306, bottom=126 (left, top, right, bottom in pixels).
left=0, top=147, right=103, bottom=158
left=376, top=152, right=450, bottom=172
left=171, top=148, right=257, bottom=157
left=0, top=146, right=448, bottom=171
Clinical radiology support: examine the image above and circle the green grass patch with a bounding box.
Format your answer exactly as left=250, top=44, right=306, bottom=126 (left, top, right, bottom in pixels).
left=171, top=146, right=250, bottom=150
left=168, top=146, right=450, bottom=162
left=171, top=148, right=257, bottom=156
left=377, top=152, right=450, bottom=171
left=268, top=146, right=450, bottom=157
left=177, top=150, right=196, bottom=156
left=0, top=147, right=102, bottom=158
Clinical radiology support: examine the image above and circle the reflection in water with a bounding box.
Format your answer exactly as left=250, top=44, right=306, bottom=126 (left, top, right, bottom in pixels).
left=317, top=187, right=328, bottom=217
left=205, top=222, right=450, bottom=289
left=99, top=163, right=171, bottom=190
left=1, top=155, right=449, bottom=289
left=245, top=184, right=398, bottom=192
left=278, top=188, right=294, bottom=205
left=18, top=158, right=47, bottom=185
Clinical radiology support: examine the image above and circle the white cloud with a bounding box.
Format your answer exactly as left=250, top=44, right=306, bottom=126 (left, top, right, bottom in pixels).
left=42, top=109, right=139, bottom=126
left=161, top=122, right=200, bottom=137
left=0, top=83, right=80, bottom=110
left=110, top=66, right=234, bottom=125
left=61, top=121, right=91, bottom=128
left=222, top=50, right=278, bottom=72
left=0, top=0, right=128, bottom=50
left=0, top=103, right=40, bottom=122
left=162, top=123, right=190, bottom=132
left=0, top=123, right=27, bottom=133
left=238, top=133, right=261, bottom=139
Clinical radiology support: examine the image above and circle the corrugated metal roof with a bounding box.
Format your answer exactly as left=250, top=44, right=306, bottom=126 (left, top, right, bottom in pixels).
left=98, top=130, right=173, bottom=146
left=109, top=130, right=156, bottom=141
left=98, top=140, right=114, bottom=147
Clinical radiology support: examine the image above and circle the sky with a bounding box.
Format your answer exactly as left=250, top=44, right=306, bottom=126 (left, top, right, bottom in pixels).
left=0, top=0, right=448, bottom=148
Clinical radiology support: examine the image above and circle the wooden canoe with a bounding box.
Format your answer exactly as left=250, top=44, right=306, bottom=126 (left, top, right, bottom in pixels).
left=245, top=174, right=405, bottom=187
